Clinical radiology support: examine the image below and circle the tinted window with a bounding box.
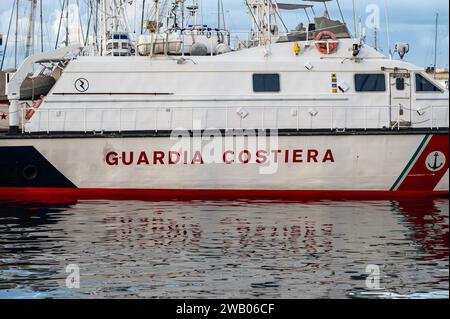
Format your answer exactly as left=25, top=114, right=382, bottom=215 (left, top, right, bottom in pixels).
left=354, top=74, right=386, bottom=92
left=416, top=74, right=442, bottom=92
left=396, top=78, right=405, bottom=90
left=253, top=74, right=280, bottom=93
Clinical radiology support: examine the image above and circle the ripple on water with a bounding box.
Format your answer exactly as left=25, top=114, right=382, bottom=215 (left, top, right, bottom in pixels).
left=0, top=198, right=448, bottom=299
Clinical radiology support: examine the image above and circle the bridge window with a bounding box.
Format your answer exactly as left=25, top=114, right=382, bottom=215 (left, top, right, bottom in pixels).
left=354, top=74, right=386, bottom=92
left=253, top=74, right=280, bottom=93
left=415, top=74, right=442, bottom=92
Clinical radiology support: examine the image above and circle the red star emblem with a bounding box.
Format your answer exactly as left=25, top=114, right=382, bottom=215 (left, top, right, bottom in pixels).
left=0, top=113, right=7, bottom=120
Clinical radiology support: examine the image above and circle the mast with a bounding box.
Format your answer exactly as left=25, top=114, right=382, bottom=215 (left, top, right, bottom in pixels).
left=352, top=0, right=357, bottom=37
left=14, top=0, right=19, bottom=69
left=66, top=0, right=70, bottom=46
left=374, top=27, right=378, bottom=51
left=94, top=0, right=99, bottom=54
left=1, top=0, right=17, bottom=70
left=25, top=0, right=37, bottom=58
left=336, top=0, right=344, bottom=23
left=181, top=0, right=184, bottom=29
left=84, top=0, right=93, bottom=46
left=246, top=0, right=280, bottom=47
left=384, top=0, right=392, bottom=59
left=141, top=0, right=146, bottom=34
left=322, top=0, right=329, bottom=18
left=40, top=0, right=43, bottom=52
left=101, top=0, right=107, bottom=55
left=76, top=0, right=85, bottom=44
left=217, top=0, right=220, bottom=29
left=433, top=13, right=439, bottom=75
left=220, top=0, right=226, bottom=30
left=55, top=0, right=65, bottom=49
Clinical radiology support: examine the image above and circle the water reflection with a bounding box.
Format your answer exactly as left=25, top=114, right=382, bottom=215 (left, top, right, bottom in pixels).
left=0, top=198, right=448, bottom=299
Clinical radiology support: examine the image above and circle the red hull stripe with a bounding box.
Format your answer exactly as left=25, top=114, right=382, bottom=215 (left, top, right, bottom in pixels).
left=398, top=134, right=450, bottom=191
left=0, top=188, right=447, bottom=203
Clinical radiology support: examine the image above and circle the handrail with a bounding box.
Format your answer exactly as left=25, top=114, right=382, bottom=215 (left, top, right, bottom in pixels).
left=21, top=104, right=449, bottom=134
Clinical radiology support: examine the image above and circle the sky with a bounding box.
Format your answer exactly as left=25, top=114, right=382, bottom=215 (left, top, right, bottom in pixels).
left=0, top=0, right=449, bottom=69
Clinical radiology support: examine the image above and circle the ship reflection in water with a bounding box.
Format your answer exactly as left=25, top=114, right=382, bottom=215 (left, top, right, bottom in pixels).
left=0, top=198, right=448, bottom=299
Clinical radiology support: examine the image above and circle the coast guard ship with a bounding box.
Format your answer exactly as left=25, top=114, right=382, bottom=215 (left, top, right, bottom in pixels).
left=0, top=0, right=448, bottom=201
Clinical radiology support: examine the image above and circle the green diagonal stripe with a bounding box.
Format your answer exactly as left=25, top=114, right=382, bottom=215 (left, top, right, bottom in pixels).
left=390, top=134, right=431, bottom=191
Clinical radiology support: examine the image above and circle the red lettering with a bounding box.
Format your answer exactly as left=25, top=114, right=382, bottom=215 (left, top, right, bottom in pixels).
left=223, top=151, right=234, bottom=164
left=106, top=152, right=119, bottom=166
left=323, top=149, right=335, bottom=163
left=256, top=150, right=268, bottom=164
left=191, top=151, right=204, bottom=164
left=293, top=150, right=303, bottom=163
left=153, top=151, right=165, bottom=165
left=238, top=150, right=251, bottom=164
left=137, top=151, right=150, bottom=165
left=169, top=151, right=181, bottom=165
left=284, top=150, right=289, bottom=163
left=307, top=150, right=319, bottom=163
left=122, top=152, right=134, bottom=165
left=271, top=150, right=282, bottom=163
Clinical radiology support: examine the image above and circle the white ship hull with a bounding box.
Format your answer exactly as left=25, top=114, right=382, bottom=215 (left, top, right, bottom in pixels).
left=0, top=132, right=448, bottom=201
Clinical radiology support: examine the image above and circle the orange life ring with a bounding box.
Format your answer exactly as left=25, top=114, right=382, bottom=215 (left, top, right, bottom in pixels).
left=25, top=96, right=44, bottom=121
left=315, top=31, right=338, bottom=54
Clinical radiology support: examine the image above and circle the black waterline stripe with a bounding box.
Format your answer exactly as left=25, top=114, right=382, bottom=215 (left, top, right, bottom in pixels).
left=52, top=92, right=174, bottom=96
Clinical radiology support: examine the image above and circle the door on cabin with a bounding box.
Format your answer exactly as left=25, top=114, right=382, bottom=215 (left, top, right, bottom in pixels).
left=390, top=72, right=412, bottom=127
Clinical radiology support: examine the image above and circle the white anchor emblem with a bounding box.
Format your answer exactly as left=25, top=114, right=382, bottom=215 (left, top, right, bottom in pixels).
left=425, top=151, right=446, bottom=172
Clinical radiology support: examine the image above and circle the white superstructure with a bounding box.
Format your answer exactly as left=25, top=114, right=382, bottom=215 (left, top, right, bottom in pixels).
left=19, top=38, right=449, bottom=134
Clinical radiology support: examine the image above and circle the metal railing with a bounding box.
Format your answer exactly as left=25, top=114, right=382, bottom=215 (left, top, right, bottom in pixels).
left=21, top=105, right=449, bottom=134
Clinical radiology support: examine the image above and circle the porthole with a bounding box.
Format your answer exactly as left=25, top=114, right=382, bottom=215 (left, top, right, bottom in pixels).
left=22, top=165, right=38, bottom=181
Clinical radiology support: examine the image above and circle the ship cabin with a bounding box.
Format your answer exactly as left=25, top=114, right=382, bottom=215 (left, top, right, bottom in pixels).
left=5, top=38, right=448, bottom=136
